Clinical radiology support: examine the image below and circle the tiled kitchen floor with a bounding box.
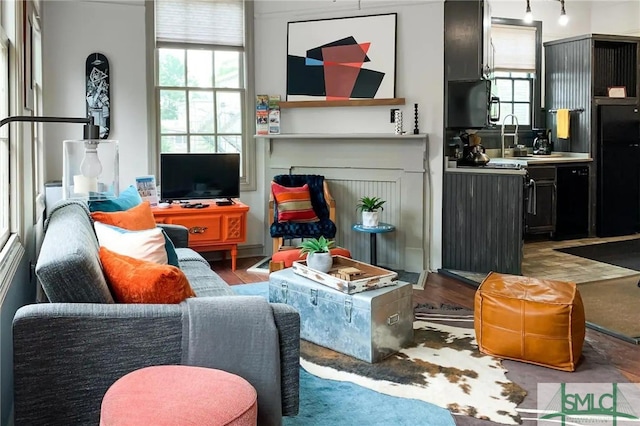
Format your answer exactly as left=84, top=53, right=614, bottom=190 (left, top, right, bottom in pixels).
left=522, top=234, right=640, bottom=283
left=445, top=234, right=640, bottom=284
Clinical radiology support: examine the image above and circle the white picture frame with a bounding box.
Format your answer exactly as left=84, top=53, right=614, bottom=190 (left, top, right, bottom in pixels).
left=286, top=13, right=397, bottom=101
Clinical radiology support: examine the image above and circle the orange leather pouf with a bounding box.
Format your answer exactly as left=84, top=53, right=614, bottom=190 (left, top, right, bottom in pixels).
left=100, top=366, right=257, bottom=426
left=474, top=272, right=586, bottom=372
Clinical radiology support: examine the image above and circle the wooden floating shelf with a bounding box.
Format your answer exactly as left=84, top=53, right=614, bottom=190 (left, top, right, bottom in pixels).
left=278, top=98, right=406, bottom=108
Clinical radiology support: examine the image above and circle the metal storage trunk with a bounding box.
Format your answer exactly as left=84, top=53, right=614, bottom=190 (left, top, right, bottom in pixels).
left=269, top=268, right=414, bottom=363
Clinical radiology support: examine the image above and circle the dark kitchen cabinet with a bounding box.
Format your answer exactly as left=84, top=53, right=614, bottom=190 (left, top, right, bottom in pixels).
left=525, top=166, right=556, bottom=235
left=442, top=171, right=523, bottom=275
left=545, top=35, right=639, bottom=154
left=444, top=0, right=492, bottom=81
left=544, top=34, right=640, bottom=237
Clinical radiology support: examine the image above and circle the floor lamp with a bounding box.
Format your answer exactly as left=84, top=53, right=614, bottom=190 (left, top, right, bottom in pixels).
left=0, top=115, right=119, bottom=200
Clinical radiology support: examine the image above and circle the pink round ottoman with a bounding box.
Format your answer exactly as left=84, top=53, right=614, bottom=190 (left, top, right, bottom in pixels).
left=100, top=365, right=257, bottom=426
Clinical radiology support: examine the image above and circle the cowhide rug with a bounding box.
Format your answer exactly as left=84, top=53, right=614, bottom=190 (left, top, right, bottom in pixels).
left=300, top=310, right=526, bottom=425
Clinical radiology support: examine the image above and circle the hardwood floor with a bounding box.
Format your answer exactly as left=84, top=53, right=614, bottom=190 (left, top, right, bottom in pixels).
left=209, top=256, right=269, bottom=286
left=210, top=256, right=640, bottom=383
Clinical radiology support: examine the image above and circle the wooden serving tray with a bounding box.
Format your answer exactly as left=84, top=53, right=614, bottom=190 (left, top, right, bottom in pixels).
left=292, top=255, right=398, bottom=294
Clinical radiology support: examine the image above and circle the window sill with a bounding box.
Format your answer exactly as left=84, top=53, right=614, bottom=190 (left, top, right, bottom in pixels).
left=0, top=235, right=25, bottom=305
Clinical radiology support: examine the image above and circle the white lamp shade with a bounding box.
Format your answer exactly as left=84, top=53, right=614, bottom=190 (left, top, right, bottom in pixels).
left=63, top=139, right=119, bottom=200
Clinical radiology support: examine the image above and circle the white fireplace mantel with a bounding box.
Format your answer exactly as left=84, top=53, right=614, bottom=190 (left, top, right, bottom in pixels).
left=257, top=133, right=426, bottom=138
left=257, top=133, right=428, bottom=155
left=257, top=133, right=430, bottom=273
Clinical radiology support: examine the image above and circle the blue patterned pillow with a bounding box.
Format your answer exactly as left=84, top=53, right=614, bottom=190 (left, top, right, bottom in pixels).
left=88, top=185, right=142, bottom=212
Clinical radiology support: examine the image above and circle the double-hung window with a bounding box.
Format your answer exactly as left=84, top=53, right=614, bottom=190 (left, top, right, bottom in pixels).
left=494, top=71, right=534, bottom=126
left=491, top=20, right=541, bottom=128
left=154, top=0, right=253, bottom=187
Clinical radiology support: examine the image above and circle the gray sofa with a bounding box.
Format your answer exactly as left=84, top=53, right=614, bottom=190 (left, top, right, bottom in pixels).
left=12, top=200, right=300, bottom=426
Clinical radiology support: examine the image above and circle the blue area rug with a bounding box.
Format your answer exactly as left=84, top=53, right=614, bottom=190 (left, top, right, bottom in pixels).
left=233, top=282, right=455, bottom=426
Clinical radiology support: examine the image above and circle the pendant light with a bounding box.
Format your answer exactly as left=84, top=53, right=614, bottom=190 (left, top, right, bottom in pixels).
left=523, top=0, right=569, bottom=26
left=559, top=0, right=569, bottom=26
left=524, top=0, right=533, bottom=23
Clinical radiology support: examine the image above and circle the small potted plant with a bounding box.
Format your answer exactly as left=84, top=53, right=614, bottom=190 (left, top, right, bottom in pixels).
left=299, top=236, right=335, bottom=273
left=356, top=196, right=386, bottom=228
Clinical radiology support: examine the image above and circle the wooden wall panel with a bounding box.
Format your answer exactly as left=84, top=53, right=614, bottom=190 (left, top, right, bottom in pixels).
left=442, top=171, right=523, bottom=274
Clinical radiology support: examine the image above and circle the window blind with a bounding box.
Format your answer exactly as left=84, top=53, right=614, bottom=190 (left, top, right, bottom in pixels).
left=155, top=0, right=244, bottom=47
left=492, top=24, right=536, bottom=72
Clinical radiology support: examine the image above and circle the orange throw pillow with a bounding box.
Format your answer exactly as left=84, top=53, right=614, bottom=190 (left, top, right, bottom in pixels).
left=271, top=182, right=319, bottom=223
left=99, top=246, right=195, bottom=304
left=91, top=201, right=157, bottom=231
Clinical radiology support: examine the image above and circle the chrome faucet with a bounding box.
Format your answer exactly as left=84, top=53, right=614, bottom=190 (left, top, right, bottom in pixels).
left=501, top=114, right=519, bottom=157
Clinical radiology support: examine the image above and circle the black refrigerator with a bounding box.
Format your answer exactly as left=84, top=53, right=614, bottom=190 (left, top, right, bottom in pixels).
left=597, top=105, right=640, bottom=237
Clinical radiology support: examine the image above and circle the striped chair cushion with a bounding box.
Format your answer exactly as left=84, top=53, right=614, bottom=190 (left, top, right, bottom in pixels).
left=271, top=182, right=319, bottom=223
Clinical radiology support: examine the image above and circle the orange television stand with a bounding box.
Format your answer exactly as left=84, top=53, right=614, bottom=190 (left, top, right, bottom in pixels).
left=151, top=200, right=249, bottom=271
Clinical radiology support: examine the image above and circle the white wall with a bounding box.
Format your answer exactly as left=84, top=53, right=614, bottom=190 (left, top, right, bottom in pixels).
left=39, top=0, right=640, bottom=270
left=591, top=1, right=640, bottom=36
left=42, top=0, right=148, bottom=190
left=254, top=0, right=445, bottom=270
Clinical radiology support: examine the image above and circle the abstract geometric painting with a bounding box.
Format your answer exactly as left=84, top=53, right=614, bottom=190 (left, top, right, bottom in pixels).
left=286, top=13, right=397, bottom=101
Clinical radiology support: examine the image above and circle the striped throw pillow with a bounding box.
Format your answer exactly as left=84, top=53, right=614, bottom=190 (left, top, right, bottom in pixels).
left=271, top=182, right=319, bottom=223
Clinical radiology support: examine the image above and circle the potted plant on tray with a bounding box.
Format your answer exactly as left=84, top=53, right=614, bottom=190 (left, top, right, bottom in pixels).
left=299, top=236, right=335, bottom=273
left=356, top=196, right=386, bottom=228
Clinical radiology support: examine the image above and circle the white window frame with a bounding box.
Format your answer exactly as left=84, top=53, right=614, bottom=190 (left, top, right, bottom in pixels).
left=32, top=4, right=44, bottom=201
left=156, top=44, right=246, bottom=154
left=0, top=0, right=30, bottom=306
left=149, top=0, right=256, bottom=191
left=0, top=17, right=10, bottom=250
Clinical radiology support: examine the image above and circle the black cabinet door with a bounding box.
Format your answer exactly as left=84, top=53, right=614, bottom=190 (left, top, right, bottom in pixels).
left=442, top=171, right=523, bottom=275
left=526, top=181, right=555, bottom=234
left=525, top=166, right=556, bottom=235
left=444, top=0, right=489, bottom=81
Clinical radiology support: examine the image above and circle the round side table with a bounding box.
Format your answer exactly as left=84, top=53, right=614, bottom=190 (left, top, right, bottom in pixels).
left=352, top=223, right=396, bottom=266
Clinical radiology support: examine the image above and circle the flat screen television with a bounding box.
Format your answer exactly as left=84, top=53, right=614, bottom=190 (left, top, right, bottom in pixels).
left=160, top=153, right=240, bottom=201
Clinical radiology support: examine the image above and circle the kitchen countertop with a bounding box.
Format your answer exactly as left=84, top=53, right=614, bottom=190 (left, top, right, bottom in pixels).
left=445, top=152, right=592, bottom=175
left=494, top=152, right=592, bottom=165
